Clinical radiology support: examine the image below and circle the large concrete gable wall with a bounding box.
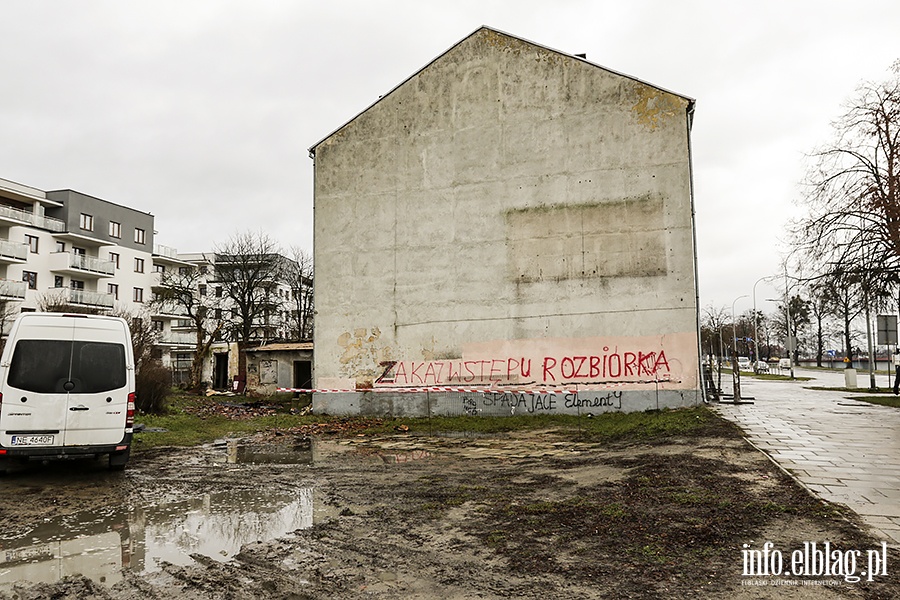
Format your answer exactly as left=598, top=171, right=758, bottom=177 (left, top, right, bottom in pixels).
left=312, top=28, right=699, bottom=414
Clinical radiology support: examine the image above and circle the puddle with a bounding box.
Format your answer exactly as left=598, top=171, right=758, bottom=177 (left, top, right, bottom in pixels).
left=208, top=438, right=315, bottom=465
left=227, top=439, right=313, bottom=465
left=0, top=487, right=332, bottom=590
left=378, top=450, right=433, bottom=463
left=434, top=431, right=508, bottom=439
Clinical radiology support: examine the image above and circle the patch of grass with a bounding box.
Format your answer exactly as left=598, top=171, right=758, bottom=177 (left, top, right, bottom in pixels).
left=134, top=411, right=323, bottom=449
left=848, top=395, right=900, bottom=408
left=134, top=392, right=327, bottom=450
left=367, top=406, right=724, bottom=442
left=750, top=373, right=813, bottom=381
left=134, top=396, right=725, bottom=451
left=807, top=386, right=894, bottom=394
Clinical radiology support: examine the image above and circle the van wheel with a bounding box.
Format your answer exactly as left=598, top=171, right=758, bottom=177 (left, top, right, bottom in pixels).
left=109, top=448, right=130, bottom=471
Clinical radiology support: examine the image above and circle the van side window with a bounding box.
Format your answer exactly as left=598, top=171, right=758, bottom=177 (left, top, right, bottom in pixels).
left=8, top=340, right=126, bottom=393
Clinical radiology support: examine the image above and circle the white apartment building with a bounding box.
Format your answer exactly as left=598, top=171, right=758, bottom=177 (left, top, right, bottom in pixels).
left=1, top=176, right=302, bottom=390
left=0, top=176, right=160, bottom=325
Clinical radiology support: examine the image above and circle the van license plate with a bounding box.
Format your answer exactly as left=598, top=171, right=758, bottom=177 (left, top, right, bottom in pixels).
left=10, top=435, right=55, bottom=446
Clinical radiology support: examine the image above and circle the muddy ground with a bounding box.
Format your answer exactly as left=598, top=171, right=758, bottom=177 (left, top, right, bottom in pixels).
left=1, top=416, right=898, bottom=599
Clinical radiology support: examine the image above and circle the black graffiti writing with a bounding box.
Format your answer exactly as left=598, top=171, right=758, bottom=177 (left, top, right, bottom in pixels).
left=563, top=391, right=623, bottom=410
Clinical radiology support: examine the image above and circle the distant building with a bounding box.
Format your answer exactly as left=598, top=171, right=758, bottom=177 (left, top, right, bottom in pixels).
left=0, top=176, right=156, bottom=328
left=1, top=177, right=310, bottom=393
left=171, top=252, right=301, bottom=390
left=309, top=27, right=700, bottom=415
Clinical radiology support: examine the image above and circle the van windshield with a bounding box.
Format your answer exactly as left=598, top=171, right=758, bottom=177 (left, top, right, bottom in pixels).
left=8, top=340, right=127, bottom=394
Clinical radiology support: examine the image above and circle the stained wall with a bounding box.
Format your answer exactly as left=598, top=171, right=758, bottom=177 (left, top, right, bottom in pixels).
left=311, top=28, right=700, bottom=414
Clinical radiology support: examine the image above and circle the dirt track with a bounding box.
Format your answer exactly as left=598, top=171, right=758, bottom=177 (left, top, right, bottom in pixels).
left=1, top=421, right=898, bottom=599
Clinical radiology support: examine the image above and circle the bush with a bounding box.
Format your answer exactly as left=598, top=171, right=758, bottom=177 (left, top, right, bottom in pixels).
left=136, top=359, right=172, bottom=414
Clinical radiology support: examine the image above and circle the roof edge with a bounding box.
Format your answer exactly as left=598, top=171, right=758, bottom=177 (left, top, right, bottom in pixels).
left=308, top=25, right=694, bottom=155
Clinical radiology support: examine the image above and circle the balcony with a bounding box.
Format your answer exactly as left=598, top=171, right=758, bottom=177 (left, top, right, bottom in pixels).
left=156, top=331, right=197, bottom=346
left=45, top=287, right=115, bottom=309
left=49, top=251, right=115, bottom=278
left=0, top=204, right=65, bottom=232
left=153, top=244, right=193, bottom=267
left=152, top=300, right=190, bottom=319
left=0, top=238, right=28, bottom=264
left=0, top=278, right=27, bottom=300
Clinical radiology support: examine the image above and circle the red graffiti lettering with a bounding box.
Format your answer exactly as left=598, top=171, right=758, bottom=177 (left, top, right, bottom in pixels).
left=542, top=356, right=557, bottom=382
left=608, top=353, right=621, bottom=378
left=654, top=350, right=670, bottom=373
left=624, top=352, right=636, bottom=377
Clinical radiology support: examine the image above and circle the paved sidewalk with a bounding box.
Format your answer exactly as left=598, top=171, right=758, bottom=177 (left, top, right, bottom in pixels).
left=712, top=368, right=900, bottom=547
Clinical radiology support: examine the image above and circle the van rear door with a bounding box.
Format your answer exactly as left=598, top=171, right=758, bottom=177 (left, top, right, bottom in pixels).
left=2, top=319, right=76, bottom=449
left=63, top=318, right=129, bottom=446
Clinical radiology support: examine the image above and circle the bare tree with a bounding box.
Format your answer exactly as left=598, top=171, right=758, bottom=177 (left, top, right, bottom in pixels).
left=151, top=262, right=224, bottom=392
left=108, top=306, right=159, bottom=373
left=792, top=60, right=900, bottom=300
left=0, top=299, right=20, bottom=355
left=286, top=245, right=314, bottom=339
left=214, top=231, right=286, bottom=380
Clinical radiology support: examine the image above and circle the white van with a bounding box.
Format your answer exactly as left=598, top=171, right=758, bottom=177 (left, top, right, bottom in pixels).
left=0, top=313, right=135, bottom=471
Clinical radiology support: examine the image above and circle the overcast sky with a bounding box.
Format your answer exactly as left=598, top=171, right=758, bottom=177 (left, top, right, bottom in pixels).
left=2, top=1, right=898, bottom=318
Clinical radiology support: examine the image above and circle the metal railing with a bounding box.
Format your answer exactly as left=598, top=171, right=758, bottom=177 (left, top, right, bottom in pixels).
left=154, top=244, right=179, bottom=259
left=45, top=287, right=115, bottom=308
left=0, top=239, right=28, bottom=261
left=53, top=252, right=116, bottom=276
left=157, top=331, right=196, bottom=345
left=0, top=278, right=27, bottom=299
left=0, top=204, right=65, bottom=232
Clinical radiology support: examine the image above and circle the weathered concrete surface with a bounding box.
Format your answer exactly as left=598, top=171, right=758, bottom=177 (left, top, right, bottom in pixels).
left=311, top=27, right=699, bottom=415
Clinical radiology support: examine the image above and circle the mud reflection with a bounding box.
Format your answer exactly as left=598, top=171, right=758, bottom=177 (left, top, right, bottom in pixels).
left=225, top=438, right=313, bottom=464
left=0, top=488, right=316, bottom=590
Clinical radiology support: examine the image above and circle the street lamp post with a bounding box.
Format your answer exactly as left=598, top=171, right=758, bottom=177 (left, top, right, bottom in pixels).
left=732, top=294, right=749, bottom=401
left=783, top=267, right=795, bottom=380
left=752, top=276, right=776, bottom=370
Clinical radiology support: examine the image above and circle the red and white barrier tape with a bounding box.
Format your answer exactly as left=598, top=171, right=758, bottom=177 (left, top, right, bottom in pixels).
left=277, top=380, right=678, bottom=394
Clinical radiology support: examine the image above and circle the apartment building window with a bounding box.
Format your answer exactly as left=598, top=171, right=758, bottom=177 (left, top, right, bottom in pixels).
left=134, top=257, right=145, bottom=273
left=154, top=264, right=165, bottom=273
left=134, top=228, right=146, bottom=244
left=109, top=221, right=121, bottom=238
left=152, top=320, right=164, bottom=332
left=22, top=271, right=37, bottom=290
left=73, top=247, right=85, bottom=257
left=215, top=308, right=222, bottom=319
left=199, top=284, right=207, bottom=296
left=25, top=235, right=39, bottom=254
left=108, top=283, right=119, bottom=300
left=80, top=213, right=93, bottom=231
left=71, top=280, right=85, bottom=290
left=109, top=252, right=120, bottom=269
left=133, top=287, right=144, bottom=303
left=54, top=276, right=64, bottom=288
left=56, top=241, right=65, bottom=252
left=215, top=286, right=223, bottom=298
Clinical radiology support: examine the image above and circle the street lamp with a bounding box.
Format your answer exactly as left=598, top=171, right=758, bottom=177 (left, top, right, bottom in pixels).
left=732, top=294, right=749, bottom=362
left=752, top=276, right=776, bottom=369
